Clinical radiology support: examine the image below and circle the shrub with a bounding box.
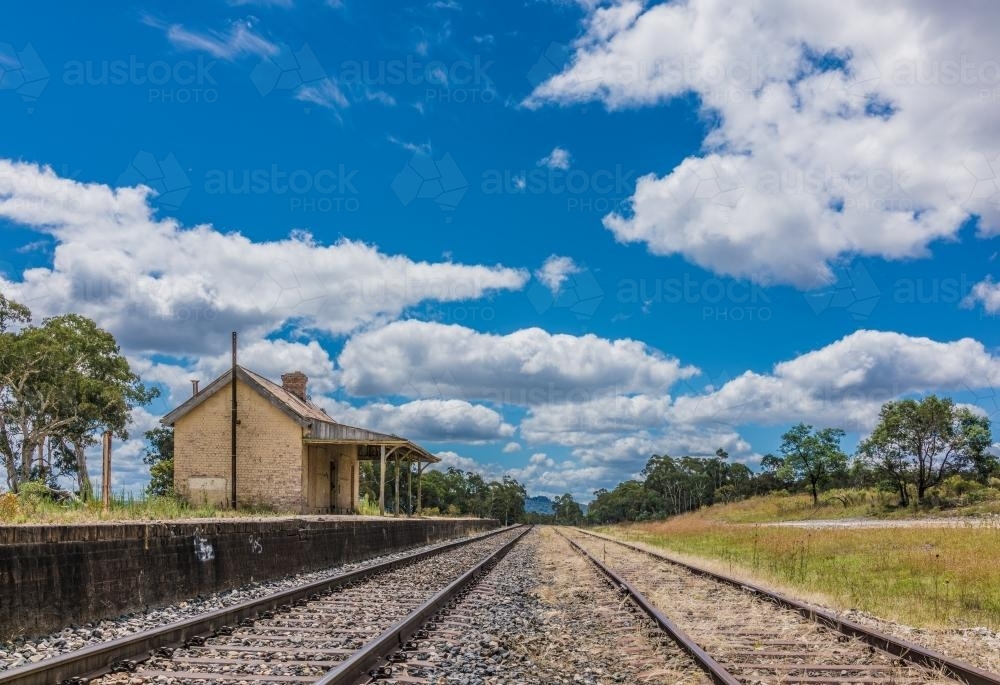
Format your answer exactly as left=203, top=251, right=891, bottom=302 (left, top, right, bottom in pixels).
left=943, top=475, right=981, bottom=497
left=0, top=492, right=20, bottom=520
left=18, top=480, right=53, bottom=502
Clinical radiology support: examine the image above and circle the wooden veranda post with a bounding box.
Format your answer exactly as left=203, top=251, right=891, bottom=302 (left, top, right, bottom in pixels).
left=406, top=460, right=412, bottom=517
left=417, top=461, right=425, bottom=515
left=379, top=444, right=386, bottom=516
left=394, top=453, right=400, bottom=516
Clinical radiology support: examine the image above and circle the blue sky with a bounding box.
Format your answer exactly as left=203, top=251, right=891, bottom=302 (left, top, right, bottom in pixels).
left=1, top=0, right=999, bottom=500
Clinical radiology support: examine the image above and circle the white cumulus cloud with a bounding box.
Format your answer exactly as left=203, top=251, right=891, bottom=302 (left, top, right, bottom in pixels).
left=537, top=146, right=572, bottom=170
left=336, top=319, right=698, bottom=402
left=965, top=278, right=1000, bottom=314
left=534, top=254, right=581, bottom=293
left=670, top=329, right=1000, bottom=432
left=528, top=0, right=1000, bottom=287
left=0, top=160, right=528, bottom=356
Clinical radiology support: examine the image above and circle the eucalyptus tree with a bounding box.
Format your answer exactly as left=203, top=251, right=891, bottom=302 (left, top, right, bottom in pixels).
left=779, top=423, right=848, bottom=505
left=552, top=492, right=584, bottom=525
left=0, top=296, right=156, bottom=494
left=859, top=396, right=993, bottom=504
left=143, top=426, right=175, bottom=497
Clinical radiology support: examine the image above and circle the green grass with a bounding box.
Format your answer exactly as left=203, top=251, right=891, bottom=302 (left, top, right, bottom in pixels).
left=357, top=494, right=380, bottom=516
left=601, top=500, right=1000, bottom=629
left=0, top=488, right=289, bottom=524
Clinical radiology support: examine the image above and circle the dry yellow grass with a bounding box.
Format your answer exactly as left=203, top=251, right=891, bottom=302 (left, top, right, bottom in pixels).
left=603, top=513, right=1000, bottom=631
left=693, top=488, right=1000, bottom=524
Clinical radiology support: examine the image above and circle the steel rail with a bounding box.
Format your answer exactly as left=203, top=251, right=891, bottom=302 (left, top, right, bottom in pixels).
left=0, top=525, right=517, bottom=685
left=574, top=527, right=1000, bottom=685
left=313, top=525, right=531, bottom=685
left=556, top=529, right=740, bottom=685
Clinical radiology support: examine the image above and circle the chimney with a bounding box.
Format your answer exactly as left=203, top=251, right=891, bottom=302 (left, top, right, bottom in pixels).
left=281, top=371, right=308, bottom=401
left=191, top=379, right=200, bottom=396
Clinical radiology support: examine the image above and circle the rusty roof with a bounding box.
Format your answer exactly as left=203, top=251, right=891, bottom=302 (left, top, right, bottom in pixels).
left=160, top=365, right=438, bottom=463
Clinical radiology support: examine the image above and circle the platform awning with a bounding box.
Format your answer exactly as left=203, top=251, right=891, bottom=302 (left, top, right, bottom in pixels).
left=303, top=420, right=439, bottom=464
left=304, top=423, right=438, bottom=517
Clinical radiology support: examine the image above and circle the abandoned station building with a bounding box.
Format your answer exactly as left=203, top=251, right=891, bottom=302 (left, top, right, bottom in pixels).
left=162, top=367, right=438, bottom=514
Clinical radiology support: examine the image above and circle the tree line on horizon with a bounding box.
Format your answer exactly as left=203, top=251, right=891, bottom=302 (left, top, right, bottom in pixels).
left=587, top=398, right=998, bottom=524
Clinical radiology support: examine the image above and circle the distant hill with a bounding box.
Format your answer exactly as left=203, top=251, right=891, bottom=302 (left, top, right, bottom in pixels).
left=525, top=495, right=588, bottom=516
left=525, top=495, right=553, bottom=514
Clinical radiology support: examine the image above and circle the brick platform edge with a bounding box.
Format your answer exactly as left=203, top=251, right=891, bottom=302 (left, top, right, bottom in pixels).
left=0, top=517, right=499, bottom=638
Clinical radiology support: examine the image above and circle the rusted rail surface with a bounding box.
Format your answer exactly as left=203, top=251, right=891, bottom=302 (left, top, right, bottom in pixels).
left=0, top=525, right=519, bottom=685
left=569, top=527, right=1000, bottom=685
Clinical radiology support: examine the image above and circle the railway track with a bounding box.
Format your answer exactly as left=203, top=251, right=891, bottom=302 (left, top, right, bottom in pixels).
left=562, top=528, right=1000, bottom=685
left=8, top=524, right=996, bottom=685
left=0, top=525, right=528, bottom=685
left=356, top=531, right=708, bottom=685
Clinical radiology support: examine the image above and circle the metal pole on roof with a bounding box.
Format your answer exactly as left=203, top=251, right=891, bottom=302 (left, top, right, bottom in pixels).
left=231, top=331, right=238, bottom=510
left=378, top=444, right=386, bottom=516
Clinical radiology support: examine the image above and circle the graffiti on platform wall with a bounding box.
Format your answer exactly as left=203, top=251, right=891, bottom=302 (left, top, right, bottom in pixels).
left=194, top=530, right=215, bottom=562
